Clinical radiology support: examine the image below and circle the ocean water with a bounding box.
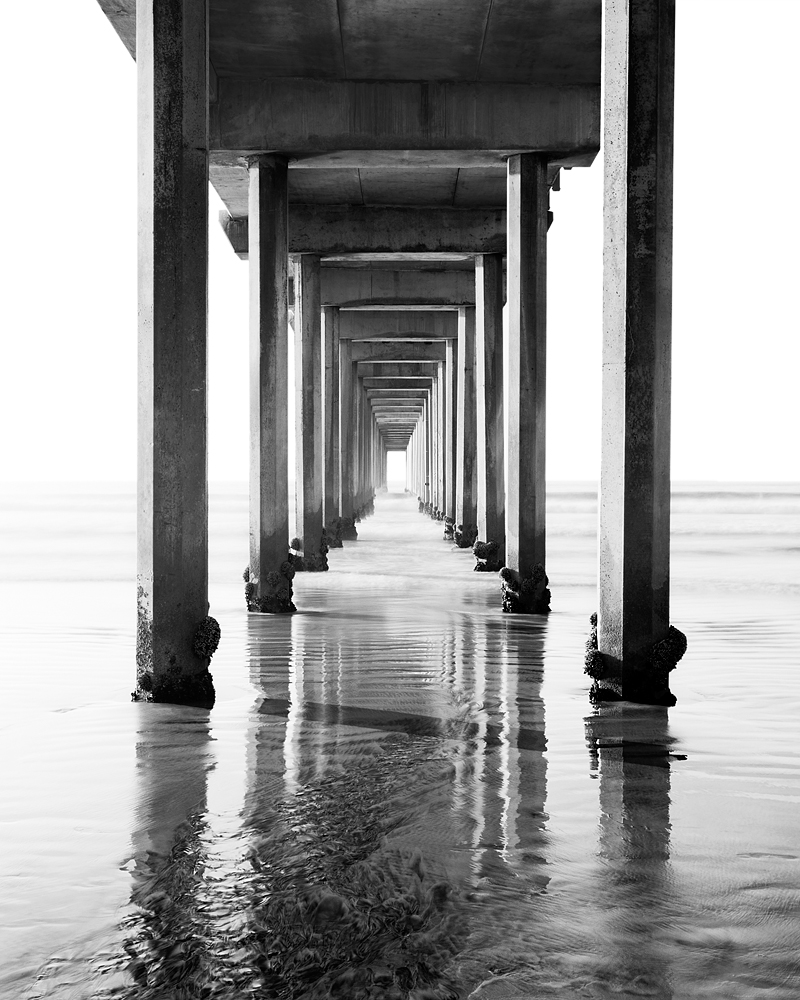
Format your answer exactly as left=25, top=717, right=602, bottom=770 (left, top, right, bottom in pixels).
left=0, top=482, right=798, bottom=999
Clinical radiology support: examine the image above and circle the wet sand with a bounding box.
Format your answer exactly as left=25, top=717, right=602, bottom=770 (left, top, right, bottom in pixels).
left=1, top=488, right=799, bottom=998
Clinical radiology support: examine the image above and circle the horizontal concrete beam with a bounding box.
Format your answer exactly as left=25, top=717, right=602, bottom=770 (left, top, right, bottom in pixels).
left=367, top=395, right=428, bottom=403
left=371, top=402, right=425, bottom=411
left=357, top=363, right=437, bottom=379
left=352, top=341, right=446, bottom=362
left=362, top=378, right=433, bottom=390
left=220, top=207, right=505, bottom=257
left=211, top=79, right=600, bottom=156
left=339, top=310, right=458, bottom=341
left=325, top=268, right=476, bottom=307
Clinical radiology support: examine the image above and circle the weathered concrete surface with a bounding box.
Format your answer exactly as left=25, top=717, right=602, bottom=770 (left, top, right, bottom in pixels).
left=322, top=268, right=477, bottom=308
left=338, top=311, right=457, bottom=341
left=135, top=0, right=215, bottom=708
left=505, top=154, right=547, bottom=584
left=221, top=207, right=505, bottom=256
left=211, top=80, right=599, bottom=156
left=445, top=339, right=458, bottom=522
left=357, top=363, right=438, bottom=379
left=209, top=155, right=566, bottom=222
left=455, top=307, right=478, bottom=545
left=366, top=388, right=428, bottom=399
left=338, top=342, right=358, bottom=539
left=211, top=1, right=600, bottom=83
left=294, top=256, right=326, bottom=569
left=351, top=341, right=446, bottom=363
left=322, top=306, right=341, bottom=543
left=248, top=155, right=292, bottom=612
left=101, top=0, right=601, bottom=87
left=475, top=254, right=506, bottom=558
left=597, top=0, right=678, bottom=704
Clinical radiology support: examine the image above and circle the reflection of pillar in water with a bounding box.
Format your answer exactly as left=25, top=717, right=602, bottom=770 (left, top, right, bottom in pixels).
left=126, top=707, right=214, bottom=990
left=585, top=705, right=674, bottom=994
left=497, top=623, right=547, bottom=872
left=441, top=621, right=457, bottom=692
left=475, top=625, right=504, bottom=874
left=451, top=618, right=468, bottom=821
left=499, top=639, right=520, bottom=862
left=467, top=626, right=488, bottom=881
left=243, top=612, right=293, bottom=829
left=284, top=614, right=306, bottom=797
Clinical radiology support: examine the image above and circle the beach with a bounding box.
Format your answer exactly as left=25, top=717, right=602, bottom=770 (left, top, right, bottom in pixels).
left=1, top=483, right=799, bottom=999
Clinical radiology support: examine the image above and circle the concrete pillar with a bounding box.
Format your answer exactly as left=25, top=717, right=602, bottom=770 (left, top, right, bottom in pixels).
left=475, top=254, right=506, bottom=571
left=443, top=339, right=457, bottom=540
left=339, top=342, right=358, bottom=539
left=502, top=153, right=550, bottom=613
left=455, top=306, right=478, bottom=548
left=592, top=0, right=685, bottom=705
left=423, top=393, right=431, bottom=509
left=293, top=255, right=327, bottom=571
left=246, top=155, right=294, bottom=615
left=322, top=306, right=342, bottom=548
left=355, top=380, right=363, bottom=512
left=430, top=374, right=439, bottom=514
left=135, top=0, right=218, bottom=707
left=437, top=362, right=445, bottom=515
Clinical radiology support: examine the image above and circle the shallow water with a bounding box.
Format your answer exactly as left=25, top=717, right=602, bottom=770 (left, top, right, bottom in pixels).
left=1, top=484, right=799, bottom=999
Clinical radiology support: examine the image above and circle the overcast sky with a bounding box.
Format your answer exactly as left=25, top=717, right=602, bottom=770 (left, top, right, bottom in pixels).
left=1, top=0, right=797, bottom=483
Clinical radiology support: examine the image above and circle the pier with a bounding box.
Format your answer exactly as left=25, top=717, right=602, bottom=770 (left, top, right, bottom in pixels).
left=96, top=0, right=684, bottom=707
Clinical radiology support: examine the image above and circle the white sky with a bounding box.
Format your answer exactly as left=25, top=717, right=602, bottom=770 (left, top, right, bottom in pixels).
left=1, top=0, right=797, bottom=483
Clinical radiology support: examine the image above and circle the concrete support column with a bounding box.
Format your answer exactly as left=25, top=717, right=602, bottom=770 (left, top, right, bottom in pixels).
left=415, top=418, right=423, bottom=501
left=429, top=377, right=438, bottom=515
left=475, top=254, right=506, bottom=572
left=423, top=388, right=431, bottom=513
left=135, top=0, right=218, bottom=707
left=591, top=0, right=685, bottom=705
left=246, top=154, right=294, bottom=615
left=339, top=342, right=358, bottom=540
left=502, top=153, right=550, bottom=613
left=443, top=339, right=457, bottom=540
left=455, top=306, right=478, bottom=548
left=413, top=427, right=419, bottom=496
left=355, top=381, right=364, bottom=512
left=436, top=362, right=445, bottom=517
left=322, top=306, right=342, bottom=549
left=293, top=255, right=327, bottom=571
left=353, top=376, right=374, bottom=521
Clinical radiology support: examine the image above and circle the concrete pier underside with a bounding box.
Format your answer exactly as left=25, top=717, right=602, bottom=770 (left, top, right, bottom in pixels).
left=103, top=0, right=682, bottom=709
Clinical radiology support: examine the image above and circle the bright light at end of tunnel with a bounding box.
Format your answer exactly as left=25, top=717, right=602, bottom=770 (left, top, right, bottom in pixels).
left=387, top=451, right=407, bottom=492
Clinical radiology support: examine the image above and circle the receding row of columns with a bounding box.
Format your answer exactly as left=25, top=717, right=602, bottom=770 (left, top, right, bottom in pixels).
left=134, top=0, right=682, bottom=709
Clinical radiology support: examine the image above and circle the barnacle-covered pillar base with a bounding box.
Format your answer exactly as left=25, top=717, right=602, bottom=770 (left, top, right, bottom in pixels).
left=288, top=537, right=329, bottom=573
left=340, top=515, right=359, bottom=541
left=244, top=563, right=296, bottom=613
left=443, top=516, right=455, bottom=541
left=355, top=497, right=375, bottom=522
left=325, top=517, right=344, bottom=549
left=134, top=600, right=219, bottom=709
left=473, top=540, right=503, bottom=572
left=500, top=564, right=551, bottom=614
left=454, top=523, right=478, bottom=549
left=584, top=613, right=686, bottom=707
